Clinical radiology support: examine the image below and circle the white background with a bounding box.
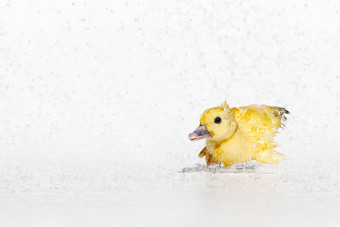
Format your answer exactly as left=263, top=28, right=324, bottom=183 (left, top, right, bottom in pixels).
left=1, top=0, right=340, bottom=226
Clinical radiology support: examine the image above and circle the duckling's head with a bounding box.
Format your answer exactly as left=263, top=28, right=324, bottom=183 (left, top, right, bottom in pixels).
left=188, top=102, right=237, bottom=143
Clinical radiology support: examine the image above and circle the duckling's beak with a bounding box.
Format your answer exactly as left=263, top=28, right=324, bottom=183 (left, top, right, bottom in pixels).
left=188, top=125, right=211, bottom=141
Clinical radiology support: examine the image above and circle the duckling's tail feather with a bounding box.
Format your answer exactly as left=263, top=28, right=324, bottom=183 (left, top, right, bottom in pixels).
left=271, top=106, right=289, bottom=121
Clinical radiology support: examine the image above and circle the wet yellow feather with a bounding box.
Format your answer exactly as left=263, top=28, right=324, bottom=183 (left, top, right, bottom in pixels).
left=197, top=102, right=288, bottom=167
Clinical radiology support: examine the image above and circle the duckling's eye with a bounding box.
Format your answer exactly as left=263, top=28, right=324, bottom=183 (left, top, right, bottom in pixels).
left=214, top=117, right=221, bottom=124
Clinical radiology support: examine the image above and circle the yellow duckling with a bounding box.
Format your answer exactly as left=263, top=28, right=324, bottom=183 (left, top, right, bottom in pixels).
left=188, top=101, right=289, bottom=167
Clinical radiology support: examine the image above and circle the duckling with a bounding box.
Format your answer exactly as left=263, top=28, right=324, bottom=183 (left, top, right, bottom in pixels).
left=188, top=101, right=289, bottom=168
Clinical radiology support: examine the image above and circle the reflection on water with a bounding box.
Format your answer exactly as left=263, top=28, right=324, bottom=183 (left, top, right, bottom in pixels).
left=181, top=162, right=258, bottom=173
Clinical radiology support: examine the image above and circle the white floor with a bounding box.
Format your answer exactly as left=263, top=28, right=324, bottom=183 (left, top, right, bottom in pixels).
left=1, top=0, right=340, bottom=226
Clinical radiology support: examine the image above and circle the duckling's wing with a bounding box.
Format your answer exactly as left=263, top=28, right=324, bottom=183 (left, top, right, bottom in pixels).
left=232, top=105, right=289, bottom=140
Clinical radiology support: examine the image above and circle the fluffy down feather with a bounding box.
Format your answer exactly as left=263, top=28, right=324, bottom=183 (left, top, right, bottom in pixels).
left=189, top=101, right=289, bottom=167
